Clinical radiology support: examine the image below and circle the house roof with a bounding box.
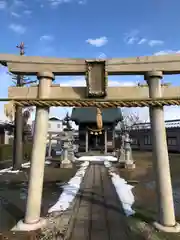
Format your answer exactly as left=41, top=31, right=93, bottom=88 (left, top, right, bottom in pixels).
left=71, top=107, right=123, bottom=124
left=49, top=117, right=62, bottom=121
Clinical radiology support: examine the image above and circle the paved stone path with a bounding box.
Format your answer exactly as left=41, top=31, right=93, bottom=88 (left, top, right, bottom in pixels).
left=65, top=163, right=133, bottom=240
left=0, top=163, right=136, bottom=239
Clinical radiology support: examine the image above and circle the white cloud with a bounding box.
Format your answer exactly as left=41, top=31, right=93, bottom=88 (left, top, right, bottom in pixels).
left=13, top=0, right=27, bottom=7
left=97, top=52, right=107, bottom=59
left=59, top=77, right=137, bottom=87
left=11, top=11, right=21, bottom=17
left=23, top=9, right=32, bottom=15
left=86, top=36, right=108, bottom=47
left=148, top=40, right=164, bottom=47
left=138, top=38, right=147, bottom=45
left=44, top=0, right=87, bottom=8
left=124, top=29, right=139, bottom=45
left=124, top=30, right=164, bottom=47
left=154, top=50, right=180, bottom=56
left=78, top=0, right=86, bottom=4
left=9, top=23, right=26, bottom=34
left=127, top=37, right=137, bottom=45
left=40, top=35, right=54, bottom=41
left=48, top=0, right=72, bottom=7
left=0, top=0, right=6, bottom=9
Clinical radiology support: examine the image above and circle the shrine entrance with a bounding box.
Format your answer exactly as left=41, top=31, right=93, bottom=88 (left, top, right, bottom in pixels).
left=1, top=53, right=180, bottom=233
left=88, top=128, right=104, bottom=151
left=71, top=107, right=121, bottom=153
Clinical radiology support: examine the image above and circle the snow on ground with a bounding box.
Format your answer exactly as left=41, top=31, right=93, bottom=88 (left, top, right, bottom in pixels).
left=104, top=160, right=113, bottom=168
left=48, top=161, right=89, bottom=213
left=76, top=156, right=118, bottom=162
left=104, top=161, right=135, bottom=217
left=0, top=160, right=52, bottom=175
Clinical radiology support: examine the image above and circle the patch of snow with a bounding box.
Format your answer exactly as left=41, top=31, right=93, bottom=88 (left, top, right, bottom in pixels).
left=48, top=161, right=89, bottom=213
left=0, top=160, right=52, bottom=174
left=108, top=169, right=135, bottom=216
left=45, top=160, right=52, bottom=165
left=104, top=161, right=112, bottom=168
left=21, top=162, right=30, bottom=169
left=0, top=167, right=13, bottom=174
left=80, top=161, right=89, bottom=167
left=76, top=156, right=118, bottom=162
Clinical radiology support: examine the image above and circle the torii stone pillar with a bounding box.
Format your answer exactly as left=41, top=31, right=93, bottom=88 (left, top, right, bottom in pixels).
left=85, top=130, right=88, bottom=152
left=14, top=71, right=54, bottom=231
left=48, top=134, right=52, bottom=158
left=145, top=71, right=180, bottom=232
left=104, top=129, right=107, bottom=154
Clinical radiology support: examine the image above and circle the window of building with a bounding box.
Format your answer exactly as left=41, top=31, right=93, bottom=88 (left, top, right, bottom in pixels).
left=167, top=137, right=177, bottom=146
left=144, top=135, right=151, bottom=145
left=57, top=124, right=61, bottom=128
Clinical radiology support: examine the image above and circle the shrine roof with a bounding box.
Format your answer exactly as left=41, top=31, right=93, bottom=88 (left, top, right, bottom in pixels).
left=71, top=107, right=123, bottom=124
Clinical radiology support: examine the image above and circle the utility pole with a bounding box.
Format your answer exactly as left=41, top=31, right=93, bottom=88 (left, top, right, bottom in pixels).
left=12, top=42, right=25, bottom=170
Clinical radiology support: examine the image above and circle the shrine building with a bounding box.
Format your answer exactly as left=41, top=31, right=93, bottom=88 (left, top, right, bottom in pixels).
left=71, top=107, right=123, bottom=153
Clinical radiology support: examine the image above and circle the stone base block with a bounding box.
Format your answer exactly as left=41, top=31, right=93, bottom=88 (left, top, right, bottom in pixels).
left=61, top=161, right=73, bottom=168
left=12, top=218, right=47, bottom=231
left=125, top=163, right=136, bottom=169
left=118, top=162, right=126, bottom=168
left=153, top=221, right=180, bottom=233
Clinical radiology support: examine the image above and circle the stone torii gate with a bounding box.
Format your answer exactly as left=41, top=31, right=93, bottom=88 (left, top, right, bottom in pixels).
left=1, top=54, right=180, bottom=232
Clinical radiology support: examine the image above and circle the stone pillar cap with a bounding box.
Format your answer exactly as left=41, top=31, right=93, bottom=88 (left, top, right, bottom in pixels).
left=145, top=70, right=163, bottom=80
left=37, top=71, right=55, bottom=80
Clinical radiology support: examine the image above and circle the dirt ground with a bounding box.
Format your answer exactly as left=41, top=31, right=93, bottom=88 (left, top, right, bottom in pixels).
left=0, top=164, right=77, bottom=234
left=1, top=153, right=180, bottom=239
left=119, top=151, right=180, bottom=240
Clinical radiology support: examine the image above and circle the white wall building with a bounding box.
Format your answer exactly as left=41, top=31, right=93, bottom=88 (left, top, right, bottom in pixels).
left=47, top=117, right=63, bottom=133
left=32, top=117, right=64, bottom=144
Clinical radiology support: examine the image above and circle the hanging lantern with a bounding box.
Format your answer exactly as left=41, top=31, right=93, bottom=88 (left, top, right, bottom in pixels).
left=95, top=132, right=98, bottom=135
left=99, top=131, right=102, bottom=134
left=90, top=131, right=93, bottom=135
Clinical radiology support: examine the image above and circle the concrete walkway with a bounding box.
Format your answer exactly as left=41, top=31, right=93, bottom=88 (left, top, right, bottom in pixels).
left=65, top=163, right=133, bottom=240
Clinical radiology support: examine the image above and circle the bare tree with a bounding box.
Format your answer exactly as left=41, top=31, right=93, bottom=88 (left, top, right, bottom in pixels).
left=5, top=42, right=36, bottom=169
left=22, top=107, right=34, bottom=142
left=121, top=108, right=148, bottom=132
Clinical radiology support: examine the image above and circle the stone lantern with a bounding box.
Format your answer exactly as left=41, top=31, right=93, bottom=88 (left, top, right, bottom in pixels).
left=60, top=113, right=74, bottom=168
left=124, top=132, right=135, bottom=169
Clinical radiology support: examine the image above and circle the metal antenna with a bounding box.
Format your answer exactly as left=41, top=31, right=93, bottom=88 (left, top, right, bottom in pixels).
left=16, top=42, right=26, bottom=56
left=15, top=42, right=36, bottom=85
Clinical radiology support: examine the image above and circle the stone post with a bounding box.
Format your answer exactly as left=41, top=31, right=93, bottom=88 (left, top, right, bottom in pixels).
left=63, top=143, right=69, bottom=161
left=15, top=71, right=54, bottom=231
left=104, top=129, right=107, bottom=154
left=13, top=105, right=23, bottom=170
left=145, top=70, right=180, bottom=232
left=61, top=131, right=73, bottom=168
left=112, top=129, right=115, bottom=149
left=124, top=133, right=135, bottom=169
left=85, top=130, right=88, bottom=152
left=4, top=131, right=9, bottom=144
left=48, top=134, right=52, bottom=158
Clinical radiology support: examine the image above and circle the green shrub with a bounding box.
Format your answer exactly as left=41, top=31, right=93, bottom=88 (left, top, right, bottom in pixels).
left=0, top=144, right=12, bottom=162
left=0, top=143, right=33, bottom=162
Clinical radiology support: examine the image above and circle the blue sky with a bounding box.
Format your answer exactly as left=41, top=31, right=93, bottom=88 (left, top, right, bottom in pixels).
left=0, top=0, right=180, bottom=122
